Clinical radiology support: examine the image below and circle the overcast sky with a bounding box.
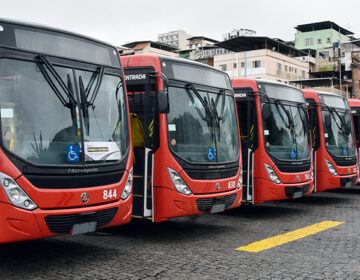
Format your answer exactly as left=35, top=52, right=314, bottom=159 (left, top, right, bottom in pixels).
left=2, top=0, right=360, bottom=47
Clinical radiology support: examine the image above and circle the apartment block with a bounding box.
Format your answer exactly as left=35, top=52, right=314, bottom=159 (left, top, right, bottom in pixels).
left=120, top=41, right=178, bottom=57
left=215, top=36, right=309, bottom=83
left=158, top=30, right=192, bottom=50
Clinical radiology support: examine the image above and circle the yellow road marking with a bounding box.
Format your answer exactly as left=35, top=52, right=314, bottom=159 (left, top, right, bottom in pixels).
left=236, top=221, right=344, bottom=252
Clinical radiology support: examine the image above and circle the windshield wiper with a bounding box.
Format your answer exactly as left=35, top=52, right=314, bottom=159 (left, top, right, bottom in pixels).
left=79, top=76, right=90, bottom=135
left=36, top=55, right=77, bottom=107
left=321, top=103, right=343, bottom=131
left=275, top=100, right=294, bottom=129
left=185, top=83, right=214, bottom=121
left=87, top=67, right=104, bottom=107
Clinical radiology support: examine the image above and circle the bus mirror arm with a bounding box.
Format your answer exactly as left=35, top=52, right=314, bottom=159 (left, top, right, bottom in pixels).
left=148, top=72, right=169, bottom=114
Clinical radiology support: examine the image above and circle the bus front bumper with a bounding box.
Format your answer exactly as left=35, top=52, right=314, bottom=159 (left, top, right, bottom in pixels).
left=254, top=178, right=314, bottom=204
left=317, top=171, right=358, bottom=192
left=0, top=197, right=132, bottom=244
left=154, top=187, right=242, bottom=223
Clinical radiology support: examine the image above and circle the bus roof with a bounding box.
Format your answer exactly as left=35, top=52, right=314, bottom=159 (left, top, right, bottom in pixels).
left=0, top=17, right=115, bottom=49
left=122, top=54, right=232, bottom=89
left=348, top=98, right=360, bottom=108
left=122, top=54, right=223, bottom=72
left=0, top=18, right=120, bottom=68
left=232, top=78, right=300, bottom=91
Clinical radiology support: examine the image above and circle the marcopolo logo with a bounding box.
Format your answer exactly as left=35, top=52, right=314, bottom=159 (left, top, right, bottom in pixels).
left=125, top=74, right=146, bottom=81
left=81, top=192, right=89, bottom=204
left=67, top=168, right=99, bottom=174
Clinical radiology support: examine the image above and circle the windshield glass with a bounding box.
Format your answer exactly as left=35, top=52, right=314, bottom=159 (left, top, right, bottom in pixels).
left=0, top=58, right=128, bottom=165
left=321, top=104, right=356, bottom=157
left=262, top=101, right=311, bottom=161
left=167, top=86, right=239, bottom=163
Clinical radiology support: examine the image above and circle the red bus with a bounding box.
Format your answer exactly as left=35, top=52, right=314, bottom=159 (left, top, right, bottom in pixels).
left=348, top=98, right=360, bottom=181
left=0, top=19, right=133, bottom=243
left=232, top=79, right=313, bottom=204
left=304, top=90, right=358, bottom=191
left=121, top=55, right=242, bottom=222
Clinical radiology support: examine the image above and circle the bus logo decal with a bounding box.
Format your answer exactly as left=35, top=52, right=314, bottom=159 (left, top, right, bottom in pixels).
left=216, top=183, right=220, bottom=191
left=81, top=192, right=89, bottom=204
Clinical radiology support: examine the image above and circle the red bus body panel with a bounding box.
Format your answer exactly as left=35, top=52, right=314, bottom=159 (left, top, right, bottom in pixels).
left=232, top=79, right=313, bottom=204
left=303, top=89, right=358, bottom=191
left=0, top=55, right=133, bottom=243
left=122, top=55, right=242, bottom=222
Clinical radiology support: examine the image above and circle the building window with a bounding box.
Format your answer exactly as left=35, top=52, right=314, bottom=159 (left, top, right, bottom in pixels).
left=289, top=67, right=293, bottom=72
left=295, top=68, right=297, bottom=74
left=319, top=51, right=330, bottom=58
left=277, top=63, right=281, bottom=71
left=285, top=65, right=288, bottom=72
left=326, top=37, right=331, bottom=43
left=219, top=64, right=227, bottom=71
left=317, top=39, right=322, bottom=44
left=302, top=70, right=306, bottom=78
left=305, top=38, right=313, bottom=46
left=233, top=63, right=237, bottom=68
left=253, top=60, right=261, bottom=68
left=241, top=62, right=245, bottom=67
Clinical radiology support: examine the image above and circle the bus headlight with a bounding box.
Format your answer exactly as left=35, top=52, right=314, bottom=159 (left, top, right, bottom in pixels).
left=121, top=168, right=133, bottom=200
left=237, top=169, right=243, bottom=189
left=325, top=160, right=338, bottom=176
left=264, top=164, right=281, bottom=184
left=168, top=168, right=192, bottom=195
left=0, top=172, right=37, bottom=210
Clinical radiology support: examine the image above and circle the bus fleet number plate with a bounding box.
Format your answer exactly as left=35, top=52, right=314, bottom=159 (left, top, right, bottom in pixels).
left=293, top=192, right=303, bottom=199
left=211, top=204, right=225, bottom=214
left=72, top=222, right=97, bottom=235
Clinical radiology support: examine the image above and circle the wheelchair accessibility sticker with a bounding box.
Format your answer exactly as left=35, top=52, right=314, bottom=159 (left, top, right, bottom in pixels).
left=343, top=147, right=348, bottom=156
left=67, top=145, right=80, bottom=162
left=290, top=148, right=296, bottom=159
left=208, top=148, right=216, bottom=161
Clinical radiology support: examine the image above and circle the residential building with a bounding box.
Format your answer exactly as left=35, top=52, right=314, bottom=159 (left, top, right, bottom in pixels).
left=158, top=30, right=192, bottom=50
left=119, top=41, right=178, bottom=57
left=292, top=21, right=358, bottom=96
left=214, top=36, right=309, bottom=83
left=179, top=36, right=223, bottom=65
left=223, top=29, right=256, bottom=41
left=295, top=21, right=352, bottom=51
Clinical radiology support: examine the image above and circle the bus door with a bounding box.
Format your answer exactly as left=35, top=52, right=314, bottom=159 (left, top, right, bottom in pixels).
left=351, top=107, right=360, bottom=179
left=125, top=67, right=158, bottom=219
left=235, top=88, right=257, bottom=203
left=306, top=98, right=320, bottom=192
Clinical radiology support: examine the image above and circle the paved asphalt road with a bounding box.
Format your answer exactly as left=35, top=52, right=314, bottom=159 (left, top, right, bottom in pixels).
left=1, top=187, right=360, bottom=279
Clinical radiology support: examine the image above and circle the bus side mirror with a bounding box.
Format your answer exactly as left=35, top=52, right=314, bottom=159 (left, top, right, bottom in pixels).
left=262, top=103, right=271, bottom=120
left=157, top=89, right=169, bottom=114
left=324, top=114, right=331, bottom=129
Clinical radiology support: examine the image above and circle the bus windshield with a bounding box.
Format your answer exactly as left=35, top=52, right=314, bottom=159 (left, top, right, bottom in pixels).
left=320, top=95, right=356, bottom=157
left=167, top=86, right=239, bottom=163
left=0, top=58, right=128, bottom=165
left=261, top=84, right=311, bottom=161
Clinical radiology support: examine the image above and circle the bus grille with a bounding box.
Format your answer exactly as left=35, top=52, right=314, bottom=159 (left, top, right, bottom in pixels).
left=45, top=207, right=118, bottom=234
left=196, top=194, right=236, bottom=213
